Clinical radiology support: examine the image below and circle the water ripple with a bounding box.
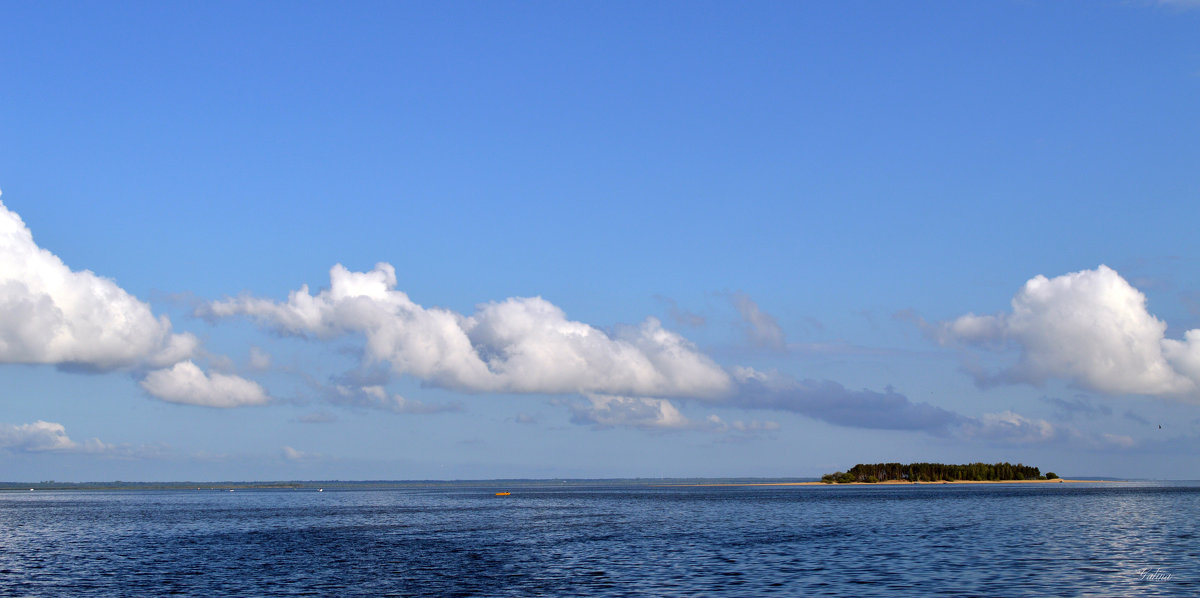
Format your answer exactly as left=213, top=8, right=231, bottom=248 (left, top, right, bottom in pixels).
left=0, top=482, right=1197, bottom=596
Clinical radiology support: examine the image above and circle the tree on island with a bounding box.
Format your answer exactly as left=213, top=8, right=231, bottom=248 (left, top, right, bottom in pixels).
left=820, top=462, right=1048, bottom=483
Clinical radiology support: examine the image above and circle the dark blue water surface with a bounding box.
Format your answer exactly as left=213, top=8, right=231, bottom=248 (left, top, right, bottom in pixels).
left=1, top=481, right=1197, bottom=596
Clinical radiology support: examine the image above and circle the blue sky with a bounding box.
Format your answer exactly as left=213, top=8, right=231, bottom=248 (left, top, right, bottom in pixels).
left=2, top=1, right=1200, bottom=481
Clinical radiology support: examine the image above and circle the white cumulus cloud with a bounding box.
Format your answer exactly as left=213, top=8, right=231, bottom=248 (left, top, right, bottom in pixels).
left=938, top=265, right=1200, bottom=396
left=205, top=263, right=732, bottom=398
left=0, top=196, right=197, bottom=370
left=0, top=420, right=108, bottom=453
left=140, top=360, right=271, bottom=408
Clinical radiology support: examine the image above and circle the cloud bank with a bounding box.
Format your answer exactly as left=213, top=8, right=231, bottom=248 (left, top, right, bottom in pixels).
left=723, top=367, right=1067, bottom=443
left=730, top=366, right=966, bottom=433
left=202, top=263, right=1068, bottom=440
left=205, top=263, right=733, bottom=398
left=937, top=265, right=1200, bottom=397
left=9, top=190, right=1125, bottom=438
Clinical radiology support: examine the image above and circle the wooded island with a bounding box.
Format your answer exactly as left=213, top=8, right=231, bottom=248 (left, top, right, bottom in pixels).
left=822, top=462, right=1059, bottom=484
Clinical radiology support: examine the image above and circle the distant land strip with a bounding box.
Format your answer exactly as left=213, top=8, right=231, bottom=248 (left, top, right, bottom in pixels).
left=0, top=479, right=795, bottom=491
left=814, top=461, right=1073, bottom=485
left=663, top=478, right=1113, bottom=487
left=668, top=462, right=1129, bottom=486
left=0, top=476, right=1127, bottom=492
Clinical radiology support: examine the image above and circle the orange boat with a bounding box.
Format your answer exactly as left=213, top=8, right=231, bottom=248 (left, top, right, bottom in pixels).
left=495, top=492, right=511, bottom=496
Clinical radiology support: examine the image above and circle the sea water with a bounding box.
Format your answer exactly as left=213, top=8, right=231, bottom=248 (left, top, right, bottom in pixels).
left=1, top=481, right=1196, bottom=596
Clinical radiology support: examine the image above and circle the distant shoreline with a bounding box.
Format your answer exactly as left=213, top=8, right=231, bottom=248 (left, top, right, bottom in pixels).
left=0, top=478, right=1132, bottom=492
left=667, top=479, right=1115, bottom=487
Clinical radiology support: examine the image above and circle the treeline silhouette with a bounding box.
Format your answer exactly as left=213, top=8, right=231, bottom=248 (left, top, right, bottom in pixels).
left=821, top=462, right=1057, bottom=483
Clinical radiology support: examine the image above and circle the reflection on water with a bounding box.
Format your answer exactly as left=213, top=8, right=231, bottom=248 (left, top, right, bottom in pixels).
left=0, top=482, right=1196, bottom=596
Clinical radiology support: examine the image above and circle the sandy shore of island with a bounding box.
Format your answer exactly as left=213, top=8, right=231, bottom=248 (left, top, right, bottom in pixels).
left=665, top=479, right=1113, bottom=487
